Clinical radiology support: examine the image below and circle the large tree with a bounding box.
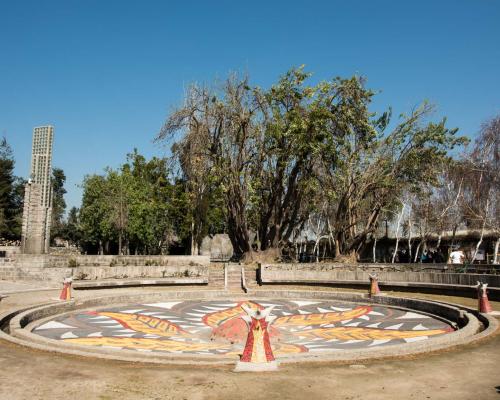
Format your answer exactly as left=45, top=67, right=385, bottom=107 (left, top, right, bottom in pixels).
left=158, top=69, right=336, bottom=260
left=158, top=68, right=465, bottom=262
left=319, top=101, right=465, bottom=260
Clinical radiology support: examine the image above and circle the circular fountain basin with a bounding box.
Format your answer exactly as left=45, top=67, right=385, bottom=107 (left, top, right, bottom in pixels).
left=4, top=290, right=494, bottom=365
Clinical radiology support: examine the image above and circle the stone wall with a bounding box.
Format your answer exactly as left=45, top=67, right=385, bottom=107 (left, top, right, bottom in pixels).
left=0, top=246, right=21, bottom=258
left=71, top=263, right=207, bottom=281
left=200, top=234, right=233, bottom=260
left=260, top=263, right=500, bottom=288
left=0, top=255, right=210, bottom=283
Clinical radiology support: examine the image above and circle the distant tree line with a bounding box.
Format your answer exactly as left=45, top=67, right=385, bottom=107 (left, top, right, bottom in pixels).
left=76, top=150, right=225, bottom=255
left=0, top=139, right=225, bottom=255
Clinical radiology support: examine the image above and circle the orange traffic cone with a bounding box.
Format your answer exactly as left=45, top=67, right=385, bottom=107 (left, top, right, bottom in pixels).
left=59, top=277, right=73, bottom=301
left=477, top=282, right=492, bottom=314
left=369, top=273, right=381, bottom=296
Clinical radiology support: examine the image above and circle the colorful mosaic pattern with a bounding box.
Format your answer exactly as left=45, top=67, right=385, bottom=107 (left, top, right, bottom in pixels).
left=32, top=300, right=454, bottom=356
left=239, top=305, right=276, bottom=363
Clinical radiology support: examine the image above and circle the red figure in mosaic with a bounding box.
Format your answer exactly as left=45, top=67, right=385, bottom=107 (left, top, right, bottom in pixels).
left=477, top=282, right=492, bottom=314
left=240, top=304, right=276, bottom=363
left=59, top=277, right=72, bottom=301
left=369, top=273, right=381, bottom=296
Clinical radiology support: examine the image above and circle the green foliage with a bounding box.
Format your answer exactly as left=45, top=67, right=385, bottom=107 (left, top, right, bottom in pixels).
left=0, top=137, right=23, bottom=240
left=63, top=207, right=81, bottom=244
left=51, top=167, right=67, bottom=240
left=67, top=258, right=78, bottom=268
left=77, top=149, right=223, bottom=254
left=158, top=67, right=467, bottom=259
left=79, top=174, right=113, bottom=251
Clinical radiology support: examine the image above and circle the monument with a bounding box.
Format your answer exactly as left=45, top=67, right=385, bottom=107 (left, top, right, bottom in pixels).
left=21, top=126, right=54, bottom=254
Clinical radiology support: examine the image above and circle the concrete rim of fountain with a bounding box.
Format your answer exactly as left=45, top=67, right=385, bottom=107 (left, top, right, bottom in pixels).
left=1, top=289, right=497, bottom=366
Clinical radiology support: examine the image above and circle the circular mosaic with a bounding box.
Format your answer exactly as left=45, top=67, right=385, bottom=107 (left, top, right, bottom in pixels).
left=32, top=299, right=454, bottom=357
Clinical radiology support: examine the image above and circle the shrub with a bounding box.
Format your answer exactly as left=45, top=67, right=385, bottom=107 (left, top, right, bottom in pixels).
left=68, top=258, right=79, bottom=268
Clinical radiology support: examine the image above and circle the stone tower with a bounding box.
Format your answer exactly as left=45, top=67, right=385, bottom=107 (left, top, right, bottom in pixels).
left=21, top=126, right=54, bottom=254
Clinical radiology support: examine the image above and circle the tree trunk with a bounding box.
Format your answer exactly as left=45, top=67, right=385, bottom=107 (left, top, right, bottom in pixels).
left=414, top=241, right=421, bottom=263
left=436, top=232, right=442, bottom=251
left=334, top=239, right=341, bottom=258
left=408, top=234, right=412, bottom=262
left=190, top=220, right=195, bottom=255
left=471, top=225, right=486, bottom=264
left=118, top=231, right=122, bottom=255
left=407, top=206, right=412, bottom=261
left=392, top=238, right=399, bottom=264
left=313, top=236, right=328, bottom=262
left=392, top=205, right=404, bottom=263
left=451, top=225, right=457, bottom=247
left=493, top=238, right=500, bottom=264
left=226, top=189, right=252, bottom=259
left=372, top=238, right=377, bottom=263
left=292, top=232, right=299, bottom=261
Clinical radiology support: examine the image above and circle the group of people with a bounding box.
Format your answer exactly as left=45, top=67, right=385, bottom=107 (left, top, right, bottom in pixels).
left=392, top=248, right=446, bottom=263
left=391, top=247, right=465, bottom=264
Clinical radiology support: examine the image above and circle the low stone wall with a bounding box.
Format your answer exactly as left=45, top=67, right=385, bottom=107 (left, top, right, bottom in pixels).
left=14, top=254, right=209, bottom=268
left=71, top=263, right=207, bottom=281
left=0, top=255, right=210, bottom=283
left=0, top=246, right=21, bottom=258
left=260, top=263, right=500, bottom=288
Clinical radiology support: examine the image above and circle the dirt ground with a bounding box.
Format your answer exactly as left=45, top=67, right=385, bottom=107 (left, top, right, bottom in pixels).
left=1, top=286, right=499, bottom=400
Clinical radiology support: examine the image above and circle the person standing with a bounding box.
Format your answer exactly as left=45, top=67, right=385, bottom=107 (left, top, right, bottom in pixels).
left=449, top=248, right=465, bottom=264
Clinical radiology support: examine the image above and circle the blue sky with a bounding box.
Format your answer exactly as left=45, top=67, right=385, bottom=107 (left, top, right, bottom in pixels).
left=1, top=0, right=499, bottom=210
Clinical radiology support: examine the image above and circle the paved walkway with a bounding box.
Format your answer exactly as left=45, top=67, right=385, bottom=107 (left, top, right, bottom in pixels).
left=0, top=280, right=57, bottom=294
left=0, top=286, right=499, bottom=399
